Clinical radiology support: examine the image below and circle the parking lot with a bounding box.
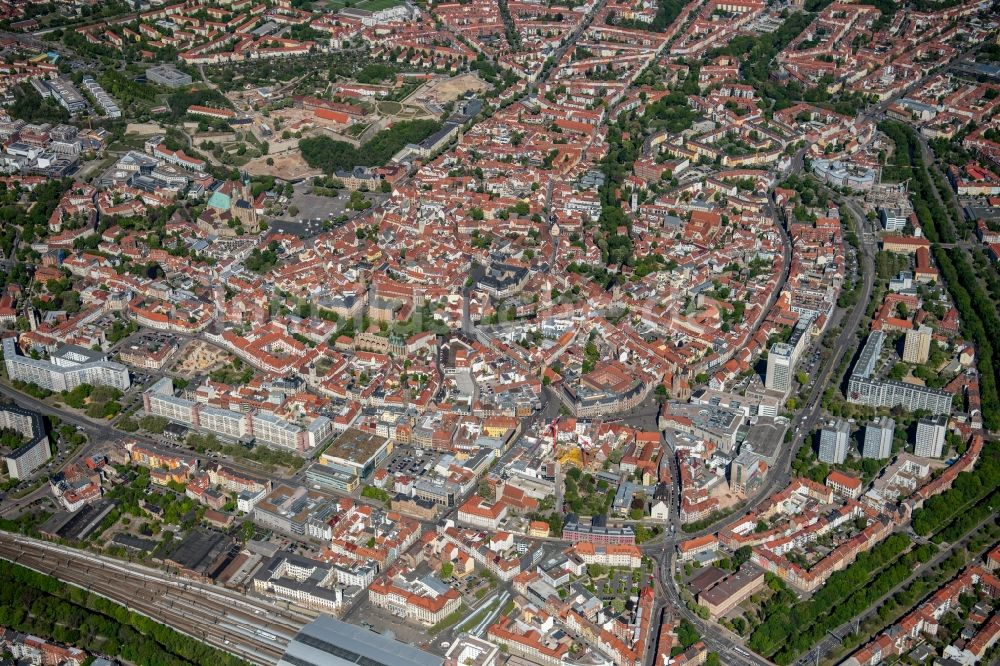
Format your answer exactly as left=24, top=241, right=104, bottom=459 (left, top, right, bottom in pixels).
left=385, top=450, right=434, bottom=477
left=267, top=533, right=326, bottom=560
left=271, top=186, right=392, bottom=239
left=596, top=569, right=641, bottom=600
left=344, top=601, right=439, bottom=653
left=451, top=571, right=494, bottom=602
left=289, top=190, right=349, bottom=222
left=268, top=217, right=327, bottom=237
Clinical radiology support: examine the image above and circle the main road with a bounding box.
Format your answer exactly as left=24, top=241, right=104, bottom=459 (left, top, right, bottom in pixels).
left=645, top=82, right=992, bottom=659
left=0, top=375, right=292, bottom=517
left=0, top=379, right=111, bottom=515
left=639, top=190, right=879, bottom=666
left=788, top=195, right=878, bottom=465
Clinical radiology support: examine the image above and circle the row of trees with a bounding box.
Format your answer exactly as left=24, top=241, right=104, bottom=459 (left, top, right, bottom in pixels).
left=878, top=121, right=959, bottom=244
left=713, top=12, right=816, bottom=111
left=749, top=534, right=931, bottom=663
left=594, top=121, right=638, bottom=270
left=970, top=249, right=1000, bottom=312
left=932, top=487, right=1000, bottom=545
left=933, top=247, right=1000, bottom=429
left=186, top=432, right=303, bottom=472
left=912, top=441, right=999, bottom=536
left=0, top=559, right=249, bottom=666
left=299, top=119, right=441, bottom=174
left=881, top=122, right=1000, bottom=428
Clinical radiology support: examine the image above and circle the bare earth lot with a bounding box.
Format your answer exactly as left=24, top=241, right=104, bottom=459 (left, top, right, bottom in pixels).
left=405, top=73, right=490, bottom=110
left=243, top=151, right=319, bottom=180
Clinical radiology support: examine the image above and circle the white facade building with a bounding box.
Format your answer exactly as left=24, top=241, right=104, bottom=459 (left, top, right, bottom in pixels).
left=915, top=415, right=947, bottom=458
left=3, top=338, right=130, bottom=393
left=819, top=419, right=851, bottom=464
left=863, top=416, right=895, bottom=460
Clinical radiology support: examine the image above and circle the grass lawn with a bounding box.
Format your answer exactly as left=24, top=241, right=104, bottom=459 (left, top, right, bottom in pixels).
left=345, top=123, right=369, bottom=137
left=459, top=600, right=498, bottom=633
left=109, top=133, right=151, bottom=151
left=377, top=100, right=402, bottom=115
left=357, top=0, right=406, bottom=10
left=428, top=604, right=468, bottom=636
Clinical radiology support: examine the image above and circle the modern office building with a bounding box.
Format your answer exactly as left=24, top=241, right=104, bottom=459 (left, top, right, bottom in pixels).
left=445, top=638, right=499, bottom=666
left=811, top=158, right=877, bottom=191
left=915, top=415, right=948, bottom=458
left=305, top=463, right=360, bottom=493
left=847, top=333, right=951, bottom=415
left=819, top=419, right=851, bottom=464
left=902, top=326, right=932, bottom=364
left=854, top=331, right=885, bottom=378
left=730, top=448, right=766, bottom=496
left=765, top=342, right=794, bottom=393
left=659, top=401, right=744, bottom=453
left=277, top=615, right=443, bottom=666
left=862, top=416, right=895, bottom=460
left=562, top=516, right=636, bottom=545
left=878, top=207, right=908, bottom=232
left=319, top=428, right=392, bottom=480
left=45, top=77, right=87, bottom=114
left=253, top=484, right=335, bottom=540
left=145, top=65, right=194, bottom=87
left=0, top=403, right=50, bottom=479
left=697, top=564, right=766, bottom=618
left=3, top=338, right=130, bottom=393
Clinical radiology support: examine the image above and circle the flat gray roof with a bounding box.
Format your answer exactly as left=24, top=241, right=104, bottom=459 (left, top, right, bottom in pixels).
left=278, top=615, right=442, bottom=666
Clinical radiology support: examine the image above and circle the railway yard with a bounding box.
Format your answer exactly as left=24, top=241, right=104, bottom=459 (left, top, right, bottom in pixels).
left=0, top=533, right=309, bottom=665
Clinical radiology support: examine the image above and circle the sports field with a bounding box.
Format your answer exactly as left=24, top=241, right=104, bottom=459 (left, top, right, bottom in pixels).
left=357, top=0, right=405, bottom=10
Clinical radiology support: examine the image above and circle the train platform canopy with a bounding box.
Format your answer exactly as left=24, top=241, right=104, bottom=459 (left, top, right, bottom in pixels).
left=277, top=615, right=442, bottom=666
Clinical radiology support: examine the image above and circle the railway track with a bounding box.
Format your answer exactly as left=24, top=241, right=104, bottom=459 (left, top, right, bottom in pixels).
left=0, top=536, right=308, bottom=665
